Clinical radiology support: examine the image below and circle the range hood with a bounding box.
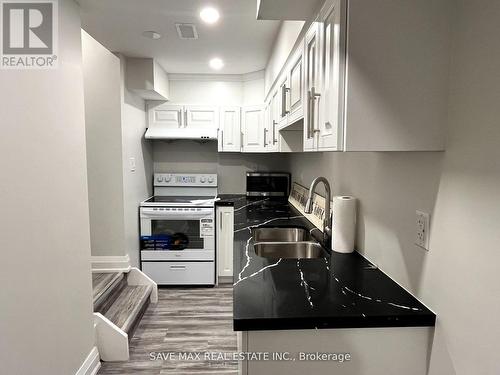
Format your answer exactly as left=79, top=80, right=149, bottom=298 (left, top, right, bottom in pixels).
left=144, top=125, right=218, bottom=140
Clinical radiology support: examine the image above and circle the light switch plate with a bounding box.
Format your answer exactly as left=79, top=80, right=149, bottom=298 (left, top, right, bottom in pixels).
left=129, top=157, right=136, bottom=172
left=415, top=210, right=430, bottom=250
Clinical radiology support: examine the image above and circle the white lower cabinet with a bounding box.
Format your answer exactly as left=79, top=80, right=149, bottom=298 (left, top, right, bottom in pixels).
left=218, top=106, right=241, bottom=152
left=142, top=261, right=215, bottom=285
left=241, top=105, right=265, bottom=152
left=216, top=206, right=234, bottom=279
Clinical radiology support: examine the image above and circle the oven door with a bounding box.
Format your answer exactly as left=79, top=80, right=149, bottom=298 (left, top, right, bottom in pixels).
left=140, top=206, right=214, bottom=261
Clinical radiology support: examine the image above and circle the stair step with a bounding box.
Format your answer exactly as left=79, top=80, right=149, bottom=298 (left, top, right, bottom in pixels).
left=92, top=272, right=123, bottom=303
left=104, top=285, right=152, bottom=336
left=92, top=272, right=126, bottom=313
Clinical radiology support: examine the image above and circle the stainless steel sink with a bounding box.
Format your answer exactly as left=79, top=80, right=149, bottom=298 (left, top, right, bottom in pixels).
left=254, top=242, right=327, bottom=259
left=252, top=227, right=312, bottom=242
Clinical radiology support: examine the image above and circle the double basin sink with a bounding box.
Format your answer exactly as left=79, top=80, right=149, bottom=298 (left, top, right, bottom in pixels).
left=252, top=227, right=328, bottom=260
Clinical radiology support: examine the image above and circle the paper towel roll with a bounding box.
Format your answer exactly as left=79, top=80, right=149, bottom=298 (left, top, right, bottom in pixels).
left=332, top=196, right=357, bottom=253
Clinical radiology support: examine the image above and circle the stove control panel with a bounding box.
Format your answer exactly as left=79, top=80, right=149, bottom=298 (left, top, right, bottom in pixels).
left=154, top=173, right=218, bottom=187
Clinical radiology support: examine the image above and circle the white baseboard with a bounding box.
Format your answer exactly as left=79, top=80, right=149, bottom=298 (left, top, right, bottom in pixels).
left=91, top=254, right=131, bottom=272
left=76, top=346, right=100, bottom=375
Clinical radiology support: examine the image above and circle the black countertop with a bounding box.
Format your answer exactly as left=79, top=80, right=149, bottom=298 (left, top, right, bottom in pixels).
left=216, top=194, right=436, bottom=332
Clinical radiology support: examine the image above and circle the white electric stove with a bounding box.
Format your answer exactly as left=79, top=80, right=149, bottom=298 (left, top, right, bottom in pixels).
left=139, top=173, right=218, bottom=285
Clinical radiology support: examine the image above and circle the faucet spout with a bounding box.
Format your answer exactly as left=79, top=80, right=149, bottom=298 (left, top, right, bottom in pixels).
left=304, top=176, right=332, bottom=247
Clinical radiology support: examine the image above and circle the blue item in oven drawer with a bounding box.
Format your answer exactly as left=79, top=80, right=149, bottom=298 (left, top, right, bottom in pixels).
left=141, top=235, right=172, bottom=250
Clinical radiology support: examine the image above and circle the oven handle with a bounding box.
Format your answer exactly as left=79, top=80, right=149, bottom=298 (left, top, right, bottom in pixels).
left=140, top=209, right=213, bottom=219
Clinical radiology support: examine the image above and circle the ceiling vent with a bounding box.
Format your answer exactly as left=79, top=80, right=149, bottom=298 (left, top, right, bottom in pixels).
left=175, top=23, right=198, bottom=40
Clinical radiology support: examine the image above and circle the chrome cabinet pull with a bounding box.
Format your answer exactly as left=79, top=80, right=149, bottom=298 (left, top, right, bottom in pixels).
left=184, top=109, right=188, bottom=128
left=178, top=109, right=183, bottom=127
left=273, top=120, right=278, bottom=144
left=220, top=211, right=223, bottom=230
left=170, top=265, right=187, bottom=270
left=310, top=87, right=321, bottom=136
left=264, top=128, right=268, bottom=146
left=307, top=90, right=313, bottom=137
left=281, top=85, right=290, bottom=117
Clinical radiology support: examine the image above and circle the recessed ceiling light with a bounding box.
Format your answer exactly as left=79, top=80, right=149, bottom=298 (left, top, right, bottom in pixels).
left=200, top=7, right=220, bottom=24
left=142, top=31, right=161, bottom=40
left=209, top=57, right=224, bottom=70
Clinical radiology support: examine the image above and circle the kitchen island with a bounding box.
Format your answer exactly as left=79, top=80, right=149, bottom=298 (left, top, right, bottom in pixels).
left=217, top=194, right=436, bottom=375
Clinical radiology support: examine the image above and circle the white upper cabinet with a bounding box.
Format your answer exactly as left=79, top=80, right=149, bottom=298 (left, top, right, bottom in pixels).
left=303, top=22, right=324, bottom=151
left=264, top=101, right=272, bottom=149
left=184, top=105, right=219, bottom=129
left=287, top=47, right=304, bottom=124
left=146, top=103, right=218, bottom=140
left=242, top=105, right=265, bottom=152
left=340, top=0, right=450, bottom=151
left=267, top=89, right=280, bottom=152
left=148, top=104, right=184, bottom=130
left=264, top=0, right=451, bottom=152
left=218, top=106, right=241, bottom=152
left=317, top=0, right=345, bottom=151
left=277, top=74, right=289, bottom=128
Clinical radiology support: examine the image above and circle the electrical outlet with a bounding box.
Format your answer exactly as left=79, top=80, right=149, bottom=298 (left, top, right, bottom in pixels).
left=415, top=210, right=430, bottom=250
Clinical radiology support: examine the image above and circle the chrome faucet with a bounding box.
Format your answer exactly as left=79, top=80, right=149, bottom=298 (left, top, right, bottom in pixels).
left=304, top=177, right=332, bottom=246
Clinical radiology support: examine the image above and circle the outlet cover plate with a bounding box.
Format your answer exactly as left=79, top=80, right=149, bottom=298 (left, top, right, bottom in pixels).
left=416, top=210, right=430, bottom=250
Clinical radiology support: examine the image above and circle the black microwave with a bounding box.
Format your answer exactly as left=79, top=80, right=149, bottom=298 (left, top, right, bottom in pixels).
left=246, top=172, right=291, bottom=198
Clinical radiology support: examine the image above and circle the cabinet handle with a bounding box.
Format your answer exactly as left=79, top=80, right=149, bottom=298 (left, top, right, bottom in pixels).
left=264, top=128, right=268, bottom=146
left=170, top=265, right=187, bottom=270
left=310, top=87, right=321, bottom=136
left=281, top=85, right=290, bottom=117
left=220, top=129, right=224, bottom=147
left=179, top=109, right=183, bottom=127
left=184, top=109, right=188, bottom=128
left=273, top=120, right=278, bottom=144
left=307, top=90, right=313, bottom=137
left=220, top=211, right=223, bottom=230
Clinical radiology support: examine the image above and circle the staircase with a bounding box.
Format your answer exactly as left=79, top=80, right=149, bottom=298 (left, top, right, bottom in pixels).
left=92, top=268, right=157, bottom=361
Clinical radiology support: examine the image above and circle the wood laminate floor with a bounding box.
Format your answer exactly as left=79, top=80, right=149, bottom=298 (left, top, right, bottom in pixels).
left=98, top=284, right=237, bottom=375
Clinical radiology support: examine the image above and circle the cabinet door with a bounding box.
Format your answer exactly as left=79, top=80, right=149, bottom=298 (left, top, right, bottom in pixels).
left=287, top=47, right=304, bottom=124
left=216, top=206, right=234, bottom=279
left=242, top=105, right=265, bottom=152
left=319, top=0, right=345, bottom=151
left=303, top=22, right=323, bottom=151
left=219, top=106, right=241, bottom=152
left=267, top=89, right=280, bottom=152
left=185, top=105, right=219, bottom=129
left=278, top=74, right=289, bottom=128
left=148, top=103, right=184, bottom=129
left=263, top=101, right=271, bottom=151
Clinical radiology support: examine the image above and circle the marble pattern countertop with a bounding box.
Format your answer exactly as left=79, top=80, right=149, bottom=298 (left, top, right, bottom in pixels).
left=216, top=194, right=436, bottom=331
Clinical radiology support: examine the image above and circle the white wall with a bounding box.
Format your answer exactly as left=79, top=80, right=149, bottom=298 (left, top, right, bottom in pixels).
left=82, top=30, right=127, bottom=257
left=287, top=0, right=500, bottom=373
left=167, top=73, right=265, bottom=106
left=264, top=21, right=305, bottom=93
left=119, top=55, right=153, bottom=268
left=0, top=1, right=95, bottom=374
left=153, top=141, right=289, bottom=194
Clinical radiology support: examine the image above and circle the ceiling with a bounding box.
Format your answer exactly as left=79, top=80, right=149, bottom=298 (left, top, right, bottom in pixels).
left=78, top=0, right=281, bottom=74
